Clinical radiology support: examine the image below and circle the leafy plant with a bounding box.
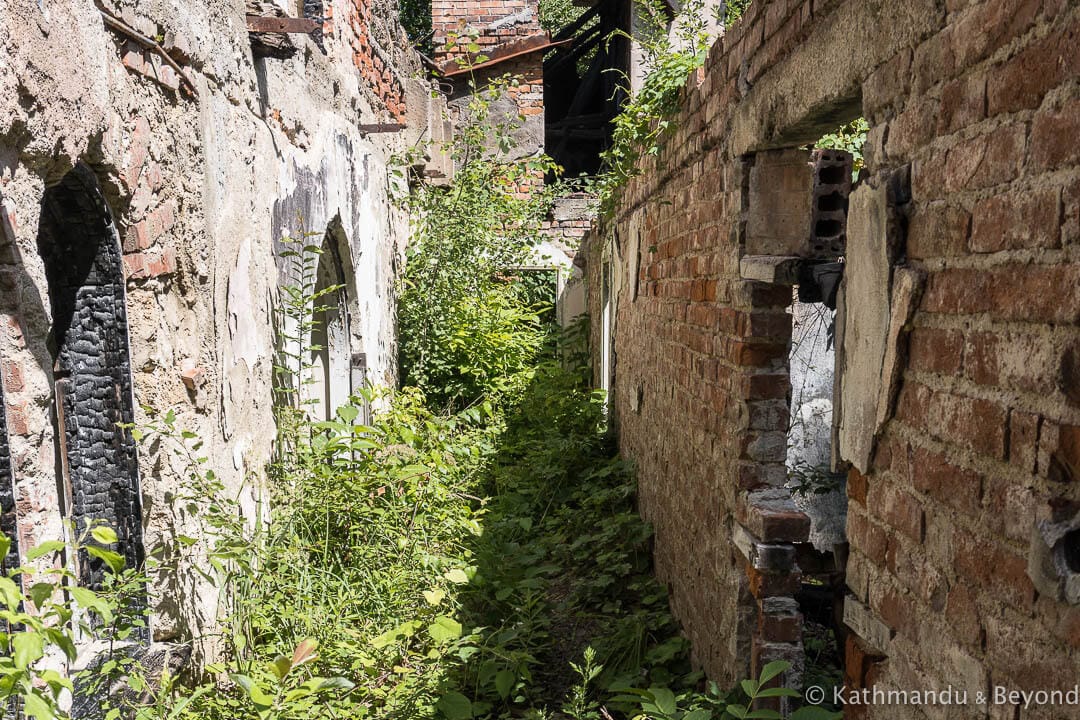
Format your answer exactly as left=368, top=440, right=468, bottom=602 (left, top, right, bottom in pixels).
left=397, top=75, right=561, bottom=410
left=592, top=0, right=709, bottom=215
left=722, top=661, right=840, bottom=720
left=787, top=461, right=845, bottom=497
left=0, top=524, right=149, bottom=720
left=816, top=117, right=869, bottom=178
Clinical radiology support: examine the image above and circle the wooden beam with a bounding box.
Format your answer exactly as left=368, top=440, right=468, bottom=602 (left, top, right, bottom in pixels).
left=356, top=123, right=406, bottom=134
left=438, top=32, right=570, bottom=77
left=246, top=15, right=319, bottom=33
left=551, top=1, right=602, bottom=42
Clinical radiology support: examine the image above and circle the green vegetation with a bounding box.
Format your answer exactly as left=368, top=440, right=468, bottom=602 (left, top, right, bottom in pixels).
left=0, top=8, right=853, bottom=719
left=722, top=0, right=752, bottom=22
left=591, top=0, right=710, bottom=215
left=816, top=117, right=870, bottom=178
left=397, top=74, right=561, bottom=411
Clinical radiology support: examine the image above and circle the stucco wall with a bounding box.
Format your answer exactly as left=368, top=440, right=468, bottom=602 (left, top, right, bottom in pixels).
left=0, top=0, right=430, bottom=663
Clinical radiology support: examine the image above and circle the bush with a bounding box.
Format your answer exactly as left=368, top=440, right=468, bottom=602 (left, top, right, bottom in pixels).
left=397, top=78, right=560, bottom=410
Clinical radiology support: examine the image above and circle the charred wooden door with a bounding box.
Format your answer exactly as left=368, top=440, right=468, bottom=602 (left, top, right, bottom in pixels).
left=37, top=164, right=144, bottom=591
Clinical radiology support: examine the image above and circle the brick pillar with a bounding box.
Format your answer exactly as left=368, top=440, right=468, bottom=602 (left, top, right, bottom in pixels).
left=735, top=492, right=811, bottom=712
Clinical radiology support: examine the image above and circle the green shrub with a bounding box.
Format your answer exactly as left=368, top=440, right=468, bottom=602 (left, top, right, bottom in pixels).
left=397, top=78, right=560, bottom=411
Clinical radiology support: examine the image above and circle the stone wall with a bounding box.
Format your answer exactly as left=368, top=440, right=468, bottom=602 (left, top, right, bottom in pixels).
left=583, top=0, right=1080, bottom=714
left=0, top=0, right=436, bottom=667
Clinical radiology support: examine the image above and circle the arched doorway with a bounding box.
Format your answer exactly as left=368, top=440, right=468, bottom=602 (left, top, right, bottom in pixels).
left=37, top=163, right=144, bottom=591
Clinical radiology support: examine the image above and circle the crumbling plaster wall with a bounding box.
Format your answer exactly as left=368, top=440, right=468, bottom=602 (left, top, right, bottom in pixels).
left=583, top=0, right=1080, bottom=712
left=0, top=0, right=426, bottom=657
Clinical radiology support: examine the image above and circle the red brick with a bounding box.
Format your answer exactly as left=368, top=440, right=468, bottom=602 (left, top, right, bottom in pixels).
left=730, top=340, right=787, bottom=366
left=949, top=0, right=1042, bottom=69
left=759, top=610, right=801, bottom=643
left=147, top=201, right=177, bottom=239
left=124, top=248, right=177, bottom=280
left=945, top=583, right=983, bottom=647
left=743, top=371, right=789, bottom=400
left=745, top=310, right=790, bottom=340
left=748, top=282, right=792, bottom=307
left=922, top=265, right=1080, bottom=325
left=123, top=221, right=151, bottom=253
left=1007, top=410, right=1040, bottom=473
left=907, top=202, right=970, bottom=258
left=1063, top=176, right=1080, bottom=246
left=910, top=445, right=982, bottom=516
left=1049, top=423, right=1080, bottom=484
left=125, top=116, right=152, bottom=190
left=746, top=563, right=801, bottom=598
left=1, top=362, right=24, bottom=393
left=847, top=467, right=869, bottom=505
left=896, top=382, right=1007, bottom=459
left=1058, top=606, right=1080, bottom=650
left=944, top=124, right=1025, bottom=193
left=980, top=474, right=1036, bottom=542
left=908, top=326, right=964, bottom=375
left=911, top=148, right=950, bottom=201
left=1031, top=97, right=1080, bottom=171
left=987, top=22, right=1080, bottom=115
left=954, top=531, right=1036, bottom=610
left=937, top=72, right=986, bottom=134
left=848, top=510, right=888, bottom=564
left=912, top=28, right=956, bottom=95
left=965, top=329, right=1062, bottom=395
left=886, top=99, right=937, bottom=161
left=878, top=486, right=924, bottom=542
left=970, top=187, right=1061, bottom=253
left=877, top=586, right=918, bottom=638
left=845, top=634, right=885, bottom=691
left=863, top=48, right=912, bottom=120
left=5, top=401, right=29, bottom=436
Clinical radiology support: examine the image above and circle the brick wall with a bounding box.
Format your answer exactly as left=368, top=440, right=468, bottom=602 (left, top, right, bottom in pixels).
left=336, top=0, right=407, bottom=120
left=584, top=0, right=1080, bottom=711
left=432, top=0, right=539, bottom=58
left=433, top=0, right=546, bottom=177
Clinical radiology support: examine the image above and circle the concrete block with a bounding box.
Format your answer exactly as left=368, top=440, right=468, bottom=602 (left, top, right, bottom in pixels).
left=739, top=255, right=803, bottom=284
left=844, top=595, right=892, bottom=654
left=837, top=178, right=892, bottom=473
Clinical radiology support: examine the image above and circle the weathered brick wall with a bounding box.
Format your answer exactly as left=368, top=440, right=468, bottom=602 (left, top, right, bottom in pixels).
left=0, top=0, right=428, bottom=666
left=333, top=0, right=408, bottom=120
left=433, top=0, right=546, bottom=172
left=585, top=0, right=1080, bottom=711
left=432, top=0, right=539, bottom=57
left=844, top=0, right=1080, bottom=714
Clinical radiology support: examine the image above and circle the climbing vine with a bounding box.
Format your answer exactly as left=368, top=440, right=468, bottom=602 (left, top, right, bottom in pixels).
left=592, top=0, right=709, bottom=215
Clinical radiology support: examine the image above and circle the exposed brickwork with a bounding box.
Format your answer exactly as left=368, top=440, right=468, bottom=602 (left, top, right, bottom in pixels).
left=433, top=0, right=545, bottom=176
left=584, top=0, right=1080, bottom=706
left=432, top=0, right=539, bottom=60
left=339, top=0, right=406, bottom=120
left=37, top=165, right=144, bottom=591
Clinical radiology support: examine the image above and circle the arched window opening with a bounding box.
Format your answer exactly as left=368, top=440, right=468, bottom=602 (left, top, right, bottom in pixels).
left=36, top=163, right=144, bottom=592
left=307, top=230, right=351, bottom=422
